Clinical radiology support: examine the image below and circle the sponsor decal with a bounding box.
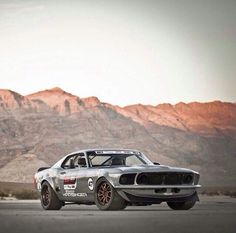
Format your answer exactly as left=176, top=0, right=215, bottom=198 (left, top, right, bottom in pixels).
left=88, top=178, right=94, bottom=191
left=64, top=184, right=76, bottom=190
left=63, top=177, right=77, bottom=190
left=63, top=191, right=87, bottom=197
left=64, top=178, right=76, bottom=184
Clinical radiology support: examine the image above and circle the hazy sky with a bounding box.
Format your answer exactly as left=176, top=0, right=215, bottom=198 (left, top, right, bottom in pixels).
left=0, top=0, right=235, bottom=106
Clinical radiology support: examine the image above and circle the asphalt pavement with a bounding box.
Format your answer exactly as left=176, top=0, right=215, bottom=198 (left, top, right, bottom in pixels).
left=0, top=195, right=235, bottom=233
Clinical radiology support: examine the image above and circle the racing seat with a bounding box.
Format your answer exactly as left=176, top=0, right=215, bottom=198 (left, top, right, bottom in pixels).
left=77, top=157, right=87, bottom=167
left=111, top=158, right=125, bottom=166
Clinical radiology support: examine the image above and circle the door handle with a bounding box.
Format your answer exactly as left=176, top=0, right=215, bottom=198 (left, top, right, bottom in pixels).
left=60, top=171, right=66, bottom=175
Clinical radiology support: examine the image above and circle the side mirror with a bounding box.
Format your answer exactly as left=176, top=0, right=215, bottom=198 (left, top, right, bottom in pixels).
left=153, top=162, right=160, bottom=165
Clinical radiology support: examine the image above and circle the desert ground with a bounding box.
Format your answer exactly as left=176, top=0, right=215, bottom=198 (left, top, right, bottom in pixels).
left=0, top=195, right=235, bottom=233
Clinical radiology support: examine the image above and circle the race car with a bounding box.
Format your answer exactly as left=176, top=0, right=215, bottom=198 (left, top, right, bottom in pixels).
left=34, top=149, right=201, bottom=210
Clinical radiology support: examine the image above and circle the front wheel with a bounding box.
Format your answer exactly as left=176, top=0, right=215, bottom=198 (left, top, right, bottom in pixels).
left=167, top=199, right=196, bottom=210
left=41, top=181, right=63, bottom=210
left=94, top=178, right=127, bottom=210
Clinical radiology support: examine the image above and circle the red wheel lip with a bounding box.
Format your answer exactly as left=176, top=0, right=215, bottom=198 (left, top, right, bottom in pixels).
left=97, top=182, right=112, bottom=206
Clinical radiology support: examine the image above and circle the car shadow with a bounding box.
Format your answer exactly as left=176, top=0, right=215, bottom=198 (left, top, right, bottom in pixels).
left=60, top=207, right=189, bottom=212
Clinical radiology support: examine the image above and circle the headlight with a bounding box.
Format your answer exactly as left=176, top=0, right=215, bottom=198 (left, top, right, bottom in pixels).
left=182, top=174, right=194, bottom=184
left=119, top=174, right=136, bottom=185
left=193, top=173, right=200, bottom=185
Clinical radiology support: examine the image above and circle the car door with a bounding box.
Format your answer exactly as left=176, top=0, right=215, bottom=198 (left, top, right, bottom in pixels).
left=57, top=153, right=90, bottom=202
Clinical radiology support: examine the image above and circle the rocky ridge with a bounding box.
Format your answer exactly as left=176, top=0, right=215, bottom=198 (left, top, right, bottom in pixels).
left=0, top=88, right=235, bottom=185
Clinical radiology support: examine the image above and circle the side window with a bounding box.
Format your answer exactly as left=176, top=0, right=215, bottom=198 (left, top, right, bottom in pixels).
left=62, top=155, right=76, bottom=169
left=62, top=153, right=87, bottom=169
left=74, top=154, right=87, bottom=168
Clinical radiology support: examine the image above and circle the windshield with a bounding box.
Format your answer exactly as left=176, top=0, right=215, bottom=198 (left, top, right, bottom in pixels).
left=88, top=152, right=152, bottom=167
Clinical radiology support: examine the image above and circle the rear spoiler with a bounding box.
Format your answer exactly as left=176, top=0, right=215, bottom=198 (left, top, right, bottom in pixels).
left=37, top=167, right=50, bottom=172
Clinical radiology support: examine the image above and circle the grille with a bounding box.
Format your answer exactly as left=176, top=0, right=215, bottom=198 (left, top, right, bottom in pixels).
left=136, top=172, right=193, bottom=185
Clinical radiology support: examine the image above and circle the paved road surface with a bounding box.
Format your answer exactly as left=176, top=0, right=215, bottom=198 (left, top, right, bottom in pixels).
left=0, top=196, right=235, bottom=233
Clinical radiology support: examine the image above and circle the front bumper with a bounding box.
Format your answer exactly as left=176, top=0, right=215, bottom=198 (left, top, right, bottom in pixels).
left=122, top=191, right=199, bottom=204
left=115, top=185, right=201, bottom=189
left=115, top=185, right=200, bottom=203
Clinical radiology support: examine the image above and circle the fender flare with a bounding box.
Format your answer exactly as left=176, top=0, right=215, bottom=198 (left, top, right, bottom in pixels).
left=96, top=175, right=116, bottom=188
left=41, top=177, right=57, bottom=192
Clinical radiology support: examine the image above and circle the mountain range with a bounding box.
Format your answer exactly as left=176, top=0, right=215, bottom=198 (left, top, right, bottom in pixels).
left=0, top=87, right=235, bottom=186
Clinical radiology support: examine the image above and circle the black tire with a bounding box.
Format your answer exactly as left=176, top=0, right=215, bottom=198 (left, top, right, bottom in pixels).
left=94, top=178, right=127, bottom=210
left=41, top=181, right=63, bottom=210
left=167, top=199, right=196, bottom=210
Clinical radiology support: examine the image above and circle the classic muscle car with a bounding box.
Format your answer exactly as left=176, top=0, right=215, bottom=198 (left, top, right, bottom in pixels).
left=34, top=149, right=201, bottom=210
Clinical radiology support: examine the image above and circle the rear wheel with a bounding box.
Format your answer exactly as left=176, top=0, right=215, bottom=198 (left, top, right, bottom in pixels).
left=95, top=178, right=127, bottom=210
left=167, top=199, right=196, bottom=210
left=41, top=181, right=62, bottom=210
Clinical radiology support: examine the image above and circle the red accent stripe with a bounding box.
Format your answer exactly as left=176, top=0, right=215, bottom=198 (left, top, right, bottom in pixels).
left=64, top=178, right=76, bottom=184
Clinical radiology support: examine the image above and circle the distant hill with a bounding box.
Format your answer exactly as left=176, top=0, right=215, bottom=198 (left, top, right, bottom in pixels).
left=0, top=87, right=235, bottom=186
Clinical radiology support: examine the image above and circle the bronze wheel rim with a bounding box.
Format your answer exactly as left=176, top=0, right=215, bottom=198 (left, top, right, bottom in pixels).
left=97, top=182, right=112, bottom=206
left=42, top=186, right=50, bottom=206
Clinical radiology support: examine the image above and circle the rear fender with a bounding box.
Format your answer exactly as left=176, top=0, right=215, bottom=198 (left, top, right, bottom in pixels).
left=40, top=177, right=56, bottom=192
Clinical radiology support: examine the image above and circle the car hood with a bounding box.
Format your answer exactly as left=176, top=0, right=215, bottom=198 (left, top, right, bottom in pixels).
left=100, top=165, right=198, bottom=174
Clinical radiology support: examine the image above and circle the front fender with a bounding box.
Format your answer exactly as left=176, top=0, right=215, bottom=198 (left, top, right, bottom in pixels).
left=100, top=172, right=121, bottom=187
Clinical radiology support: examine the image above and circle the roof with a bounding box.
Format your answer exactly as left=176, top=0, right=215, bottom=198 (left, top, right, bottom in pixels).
left=52, top=148, right=142, bottom=168
left=67, top=148, right=141, bottom=155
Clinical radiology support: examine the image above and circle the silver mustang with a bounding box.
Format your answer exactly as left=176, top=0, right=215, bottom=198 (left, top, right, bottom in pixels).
left=34, top=149, right=201, bottom=210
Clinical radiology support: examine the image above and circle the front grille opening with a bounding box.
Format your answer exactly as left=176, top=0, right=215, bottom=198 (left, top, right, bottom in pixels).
left=137, top=173, right=163, bottom=185
left=164, top=173, right=182, bottom=185
left=171, top=188, right=180, bottom=193
left=155, top=188, right=167, bottom=193
left=119, top=173, right=136, bottom=185
left=136, top=172, right=194, bottom=185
